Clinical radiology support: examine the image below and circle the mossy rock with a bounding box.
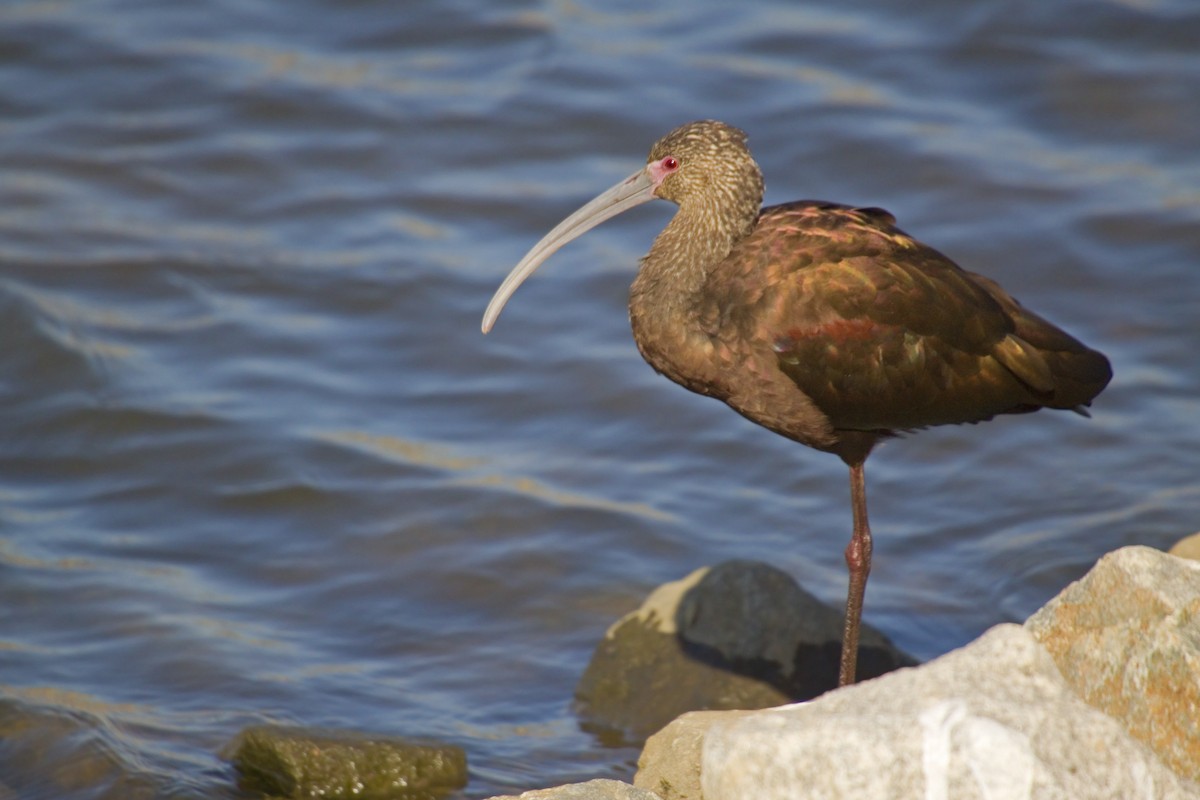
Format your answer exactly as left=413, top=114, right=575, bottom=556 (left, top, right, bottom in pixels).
left=226, top=725, right=467, bottom=800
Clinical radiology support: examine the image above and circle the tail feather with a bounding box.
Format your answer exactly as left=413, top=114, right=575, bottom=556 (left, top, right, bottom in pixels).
left=971, top=272, right=1113, bottom=410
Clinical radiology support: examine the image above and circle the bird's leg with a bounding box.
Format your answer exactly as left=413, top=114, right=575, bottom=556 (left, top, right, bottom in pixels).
left=838, top=461, right=872, bottom=687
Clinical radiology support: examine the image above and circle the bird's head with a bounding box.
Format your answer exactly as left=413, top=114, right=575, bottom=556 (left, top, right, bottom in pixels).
left=482, top=120, right=763, bottom=333
left=646, top=120, right=763, bottom=213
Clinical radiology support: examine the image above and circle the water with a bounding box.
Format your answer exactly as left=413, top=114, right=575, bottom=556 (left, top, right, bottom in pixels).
left=1, top=0, right=1197, bottom=797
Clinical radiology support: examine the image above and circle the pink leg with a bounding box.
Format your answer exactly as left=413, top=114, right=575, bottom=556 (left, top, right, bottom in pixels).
left=838, top=461, right=873, bottom=687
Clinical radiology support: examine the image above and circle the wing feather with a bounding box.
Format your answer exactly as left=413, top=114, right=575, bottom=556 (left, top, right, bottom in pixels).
left=702, top=202, right=1110, bottom=433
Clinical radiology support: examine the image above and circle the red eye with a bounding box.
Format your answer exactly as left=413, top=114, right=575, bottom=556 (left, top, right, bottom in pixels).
left=663, top=156, right=679, bottom=170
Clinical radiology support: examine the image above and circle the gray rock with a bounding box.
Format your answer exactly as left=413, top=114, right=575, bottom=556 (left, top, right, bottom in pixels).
left=575, top=560, right=914, bottom=743
left=1025, top=545, right=1200, bottom=783
left=485, top=778, right=661, bottom=800
left=638, top=625, right=1199, bottom=800
left=677, top=559, right=912, bottom=684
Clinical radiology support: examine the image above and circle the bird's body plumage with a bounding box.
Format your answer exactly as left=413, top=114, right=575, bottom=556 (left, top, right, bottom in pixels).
left=633, top=199, right=1112, bottom=466
left=484, top=119, right=1111, bottom=686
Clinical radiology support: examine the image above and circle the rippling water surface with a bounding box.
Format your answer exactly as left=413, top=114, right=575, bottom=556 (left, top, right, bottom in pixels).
left=1, top=1, right=1198, bottom=797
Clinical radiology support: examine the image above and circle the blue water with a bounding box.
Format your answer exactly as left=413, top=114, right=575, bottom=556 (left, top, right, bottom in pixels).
left=1, top=1, right=1197, bottom=797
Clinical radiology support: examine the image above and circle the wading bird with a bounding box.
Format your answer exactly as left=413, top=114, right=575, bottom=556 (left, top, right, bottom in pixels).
left=482, top=120, right=1111, bottom=687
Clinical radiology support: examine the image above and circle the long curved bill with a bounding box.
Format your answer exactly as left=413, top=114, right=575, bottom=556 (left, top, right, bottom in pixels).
left=482, top=165, right=660, bottom=333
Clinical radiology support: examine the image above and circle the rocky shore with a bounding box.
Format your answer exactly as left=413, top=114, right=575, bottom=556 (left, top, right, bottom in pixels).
left=491, top=545, right=1200, bottom=800
left=3, top=545, right=1195, bottom=799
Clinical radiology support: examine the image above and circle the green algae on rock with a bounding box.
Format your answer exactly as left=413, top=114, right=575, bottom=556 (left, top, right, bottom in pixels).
left=225, top=725, right=467, bottom=800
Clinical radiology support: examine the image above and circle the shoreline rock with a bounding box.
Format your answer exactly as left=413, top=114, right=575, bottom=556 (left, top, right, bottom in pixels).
left=486, top=779, right=661, bottom=800
left=1026, top=545, right=1200, bottom=784
left=574, top=560, right=914, bottom=744
left=492, top=546, right=1200, bottom=800
left=643, top=624, right=1195, bottom=799
left=225, top=724, right=467, bottom=800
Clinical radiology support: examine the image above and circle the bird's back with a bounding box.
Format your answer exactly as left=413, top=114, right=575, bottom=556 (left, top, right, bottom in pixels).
left=697, top=201, right=1112, bottom=440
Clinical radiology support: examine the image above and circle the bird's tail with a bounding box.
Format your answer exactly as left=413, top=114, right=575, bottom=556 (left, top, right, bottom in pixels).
left=973, top=272, right=1113, bottom=410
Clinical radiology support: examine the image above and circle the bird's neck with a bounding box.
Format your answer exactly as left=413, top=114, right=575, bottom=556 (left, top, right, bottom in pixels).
left=631, top=201, right=754, bottom=316
left=628, top=200, right=757, bottom=384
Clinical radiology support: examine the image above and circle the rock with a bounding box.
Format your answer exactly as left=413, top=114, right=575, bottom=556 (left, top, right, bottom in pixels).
left=0, top=697, right=162, bottom=800
left=1025, top=545, right=1200, bottom=783
left=636, top=710, right=754, bottom=800
left=225, top=724, right=467, bottom=800
left=484, top=778, right=661, bottom=800
left=575, top=560, right=914, bottom=743
left=637, top=625, right=1199, bottom=800
left=1167, top=532, right=1200, bottom=560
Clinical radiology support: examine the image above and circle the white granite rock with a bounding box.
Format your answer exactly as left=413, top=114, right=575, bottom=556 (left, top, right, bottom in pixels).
left=636, top=709, right=755, bottom=800
left=486, top=778, right=661, bottom=800
left=1167, top=532, right=1200, bottom=560
left=638, top=625, right=1198, bottom=799
left=1026, top=545, right=1200, bottom=783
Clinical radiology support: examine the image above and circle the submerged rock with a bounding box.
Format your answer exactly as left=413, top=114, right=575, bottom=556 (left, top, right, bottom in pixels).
left=225, top=724, right=467, bottom=800
left=1025, top=545, right=1200, bottom=783
left=575, top=560, right=913, bottom=743
left=0, top=697, right=165, bottom=800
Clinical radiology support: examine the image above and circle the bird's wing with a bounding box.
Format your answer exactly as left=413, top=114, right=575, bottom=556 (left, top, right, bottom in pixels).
left=706, top=202, right=1075, bottom=432
left=966, top=271, right=1113, bottom=412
